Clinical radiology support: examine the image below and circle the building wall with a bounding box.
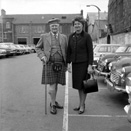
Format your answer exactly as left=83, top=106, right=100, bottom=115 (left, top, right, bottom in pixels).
left=13, top=23, right=72, bottom=45
left=0, top=10, right=76, bottom=45
left=99, top=32, right=131, bottom=44
left=106, top=0, right=131, bottom=45
left=1, top=19, right=73, bottom=45
left=14, top=24, right=46, bottom=45
left=1, top=18, right=14, bottom=42
left=108, top=0, right=131, bottom=34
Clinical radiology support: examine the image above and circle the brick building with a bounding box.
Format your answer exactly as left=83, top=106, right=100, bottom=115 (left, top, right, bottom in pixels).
left=0, top=9, right=81, bottom=46
left=105, top=0, right=131, bottom=44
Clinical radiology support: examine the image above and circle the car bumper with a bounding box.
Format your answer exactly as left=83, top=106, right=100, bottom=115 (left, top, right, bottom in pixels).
left=94, top=68, right=110, bottom=77
left=0, top=54, right=6, bottom=57
left=105, top=78, right=126, bottom=92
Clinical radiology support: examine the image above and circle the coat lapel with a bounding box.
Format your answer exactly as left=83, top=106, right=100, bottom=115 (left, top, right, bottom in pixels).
left=59, top=34, right=63, bottom=45
left=46, top=33, right=51, bottom=45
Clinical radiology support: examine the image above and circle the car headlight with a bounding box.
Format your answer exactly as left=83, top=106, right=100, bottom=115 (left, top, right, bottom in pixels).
left=120, top=68, right=126, bottom=84
left=126, top=85, right=131, bottom=94
left=121, top=67, right=125, bottom=77
left=126, top=77, right=131, bottom=94
left=108, top=63, right=112, bottom=70
left=103, top=59, right=108, bottom=66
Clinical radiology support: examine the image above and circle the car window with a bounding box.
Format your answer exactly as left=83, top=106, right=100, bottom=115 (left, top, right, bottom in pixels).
left=0, top=44, right=9, bottom=48
left=126, top=47, right=131, bottom=52
left=111, top=46, right=119, bottom=52
left=98, top=46, right=107, bottom=52
left=107, top=46, right=111, bottom=52
left=115, top=46, right=127, bottom=52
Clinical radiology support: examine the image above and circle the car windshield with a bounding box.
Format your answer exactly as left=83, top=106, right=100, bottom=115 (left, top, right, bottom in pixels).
left=0, top=44, right=9, bottom=48
left=94, top=45, right=107, bottom=52
left=115, top=46, right=127, bottom=52
left=126, top=47, right=131, bottom=52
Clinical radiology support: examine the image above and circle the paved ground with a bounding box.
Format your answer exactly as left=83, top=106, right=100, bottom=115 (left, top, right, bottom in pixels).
left=0, top=53, right=131, bottom=131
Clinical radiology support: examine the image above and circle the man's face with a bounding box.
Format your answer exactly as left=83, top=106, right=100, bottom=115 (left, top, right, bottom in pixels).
left=50, top=23, right=59, bottom=34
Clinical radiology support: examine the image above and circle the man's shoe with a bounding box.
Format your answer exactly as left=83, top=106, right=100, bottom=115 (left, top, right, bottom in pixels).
left=55, top=101, right=63, bottom=109
left=50, top=103, right=57, bottom=114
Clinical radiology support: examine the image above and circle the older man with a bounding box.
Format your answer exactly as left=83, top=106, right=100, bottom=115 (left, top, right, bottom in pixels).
left=35, top=18, right=67, bottom=114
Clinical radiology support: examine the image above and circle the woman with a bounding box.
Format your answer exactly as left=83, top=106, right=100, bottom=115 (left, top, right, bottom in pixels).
left=67, top=16, right=94, bottom=114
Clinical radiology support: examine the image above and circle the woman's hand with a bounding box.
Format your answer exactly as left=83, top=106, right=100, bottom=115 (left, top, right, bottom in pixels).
left=88, top=65, right=94, bottom=74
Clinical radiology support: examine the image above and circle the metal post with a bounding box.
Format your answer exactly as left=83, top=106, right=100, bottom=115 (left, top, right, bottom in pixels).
left=98, top=10, right=100, bottom=44
left=44, top=63, right=47, bottom=114
left=1, top=16, right=4, bottom=42
left=86, top=5, right=101, bottom=44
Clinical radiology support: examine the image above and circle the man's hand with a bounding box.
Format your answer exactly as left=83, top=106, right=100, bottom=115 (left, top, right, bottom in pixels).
left=41, top=56, right=47, bottom=63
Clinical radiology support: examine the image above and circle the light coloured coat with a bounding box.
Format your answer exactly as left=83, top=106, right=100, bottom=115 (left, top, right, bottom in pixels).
left=36, top=32, right=68, bottom=64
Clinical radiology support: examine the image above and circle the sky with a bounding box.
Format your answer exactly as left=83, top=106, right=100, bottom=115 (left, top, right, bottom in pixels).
left=0, top=0, right=109, bottom=17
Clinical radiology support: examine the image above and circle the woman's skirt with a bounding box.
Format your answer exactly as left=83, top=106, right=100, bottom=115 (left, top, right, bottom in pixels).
left=72, top=62, right=88, bottom=90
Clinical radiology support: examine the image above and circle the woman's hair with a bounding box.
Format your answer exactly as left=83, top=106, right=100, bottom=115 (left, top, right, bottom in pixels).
left=72, top=16, right=85, bottom=26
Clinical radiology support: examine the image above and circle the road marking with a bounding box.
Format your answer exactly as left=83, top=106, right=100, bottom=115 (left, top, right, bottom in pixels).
left=62, top=71, right=69, bottom=131
left=68, top=87, right=107, bottom=90
left=69, top=114, right=127, bottom=118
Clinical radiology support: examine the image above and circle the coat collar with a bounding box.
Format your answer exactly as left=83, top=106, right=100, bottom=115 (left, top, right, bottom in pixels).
left=46, top=32, right=63, bottom=45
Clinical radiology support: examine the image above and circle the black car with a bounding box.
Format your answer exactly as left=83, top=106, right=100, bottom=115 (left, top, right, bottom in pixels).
left=95, top=44, right=131, bottom=77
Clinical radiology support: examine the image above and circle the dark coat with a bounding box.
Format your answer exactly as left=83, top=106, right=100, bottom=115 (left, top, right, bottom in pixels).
left=66, top=31, right=93, bottom=65
left=67, top=31, right=94, bottom=90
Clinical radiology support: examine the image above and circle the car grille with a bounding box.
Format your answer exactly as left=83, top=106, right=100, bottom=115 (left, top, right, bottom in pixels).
left=110, top=71, right=121, bottom=85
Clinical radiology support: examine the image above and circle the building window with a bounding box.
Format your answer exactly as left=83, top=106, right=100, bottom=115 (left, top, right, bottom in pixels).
left=17, top=25, right=29, bottom=34
left=33, top=25, right=45, bottom=34
left=6, top=22, right=10, bottom=29
left=4, top=32, right=7, bottom=39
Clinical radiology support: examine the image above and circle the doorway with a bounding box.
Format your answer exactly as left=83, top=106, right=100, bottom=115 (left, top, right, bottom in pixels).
left=18, top=38, right=27, bottom=44
left=33, top=38, right=40, bottom=45
left=107, top=35, right=110, bottom=44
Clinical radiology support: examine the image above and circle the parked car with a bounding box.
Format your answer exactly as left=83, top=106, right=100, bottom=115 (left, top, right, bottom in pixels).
left=94, top=44, right=131, bottom=77
left=29, top=46, right=36, bottom=53
left=2, top=42, right=17, bottom=56
left=0, top=48, right=7, bottom=58
left=93, top=44, right=120, bottom=65
left=0, top=43, right=14, bottom=57
left=93, top=43, right=98, bottom=49
left=105, top=57, right=131, bottom=93
left=14, top=44, right=25, bottom=55
left=24, top=45, right=32, bottom=53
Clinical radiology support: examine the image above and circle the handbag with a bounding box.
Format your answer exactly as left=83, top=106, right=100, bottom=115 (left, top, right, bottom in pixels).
left=52, top=62, right=62, bottom=72
left=83, top=74, right=98, bottom=93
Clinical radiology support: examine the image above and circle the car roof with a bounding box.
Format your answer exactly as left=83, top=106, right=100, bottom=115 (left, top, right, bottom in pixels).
left=95, top=44, right=120, bottom=46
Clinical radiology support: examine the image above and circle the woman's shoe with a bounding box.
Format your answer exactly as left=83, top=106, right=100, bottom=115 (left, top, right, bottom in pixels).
left=78, top=104, right=85, bottom=114
left=73, top=107, right=80, bottom=111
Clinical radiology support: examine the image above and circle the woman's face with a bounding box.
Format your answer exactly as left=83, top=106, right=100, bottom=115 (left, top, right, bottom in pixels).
left=74, top=21, right=83, bottom=34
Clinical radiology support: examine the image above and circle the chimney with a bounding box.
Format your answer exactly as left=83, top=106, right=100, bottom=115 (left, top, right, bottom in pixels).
left=1, top=9, right=6, bottom=16
left=80, top=10, right=83, bottom=17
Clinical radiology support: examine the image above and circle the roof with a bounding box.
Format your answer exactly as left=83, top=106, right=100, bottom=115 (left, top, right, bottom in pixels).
left=87, top=12, right=108, bottom=24
left=1, top=14, right=81, bottom=24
